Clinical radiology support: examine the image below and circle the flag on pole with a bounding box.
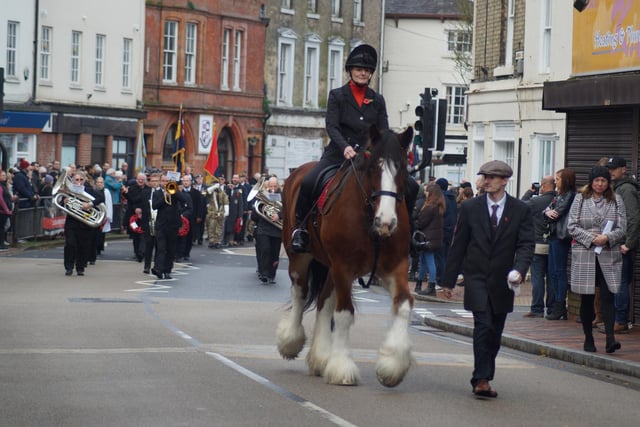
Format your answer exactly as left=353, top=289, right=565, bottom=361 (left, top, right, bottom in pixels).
left=204, top=121, right=219, bottom=177
left=172, top=105, right=186, bottom=173
left=134, top=120, right=146, bottom=174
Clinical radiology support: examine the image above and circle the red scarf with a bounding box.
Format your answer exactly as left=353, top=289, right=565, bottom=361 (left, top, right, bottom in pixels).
left=349, top=81, right=367, bottom=107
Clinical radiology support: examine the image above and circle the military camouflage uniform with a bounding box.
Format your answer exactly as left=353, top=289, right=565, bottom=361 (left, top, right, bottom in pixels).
left=206, top=183, right=229, bottom=247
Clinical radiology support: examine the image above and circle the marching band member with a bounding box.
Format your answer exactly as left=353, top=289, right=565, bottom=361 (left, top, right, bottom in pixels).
left=63, top=171, right=105, bottom=276
left=143, top=173, right=160, bottom=274
left=94, top=176, right=113, bottom=258
left=151, top=173, right=191, bottom=280
left=251, top=176, right=282, bottom=284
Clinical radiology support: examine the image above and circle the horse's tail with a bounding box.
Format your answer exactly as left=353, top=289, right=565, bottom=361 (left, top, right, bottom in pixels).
left=303, top=259, right=328, bottom=311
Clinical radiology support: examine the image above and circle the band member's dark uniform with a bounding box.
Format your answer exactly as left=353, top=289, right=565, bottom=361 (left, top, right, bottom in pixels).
left=64, top=173, right=105, bottom=276
left=143, top=174, right=161, bottom=274
left=176, top=174, right=200, bottom=261
left=152, top=175, right=191, bottom=279
left=252, top=177, right=282, bottom=284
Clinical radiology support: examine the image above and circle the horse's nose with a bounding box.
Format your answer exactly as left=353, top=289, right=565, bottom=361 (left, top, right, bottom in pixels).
left=374, top=215, right=397, bottom=237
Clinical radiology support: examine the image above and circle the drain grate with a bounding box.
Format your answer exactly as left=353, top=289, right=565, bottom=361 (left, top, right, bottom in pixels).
left=68, top=297, right=144, bottom=304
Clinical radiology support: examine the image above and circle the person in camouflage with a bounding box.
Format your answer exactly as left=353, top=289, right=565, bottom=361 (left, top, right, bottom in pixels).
left=206, top=176, right=229, bottom=248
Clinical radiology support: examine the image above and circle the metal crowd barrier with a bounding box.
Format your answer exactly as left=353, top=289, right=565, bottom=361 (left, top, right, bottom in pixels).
left=8, top=197, right=124, bottom=244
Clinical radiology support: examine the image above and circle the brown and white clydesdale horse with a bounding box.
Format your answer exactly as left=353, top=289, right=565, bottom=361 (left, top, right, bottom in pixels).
left=277, top=126, right=415, bottom=387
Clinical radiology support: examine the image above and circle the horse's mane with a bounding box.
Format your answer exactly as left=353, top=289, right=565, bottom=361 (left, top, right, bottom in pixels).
left=355, top=129, right=408, bottom=183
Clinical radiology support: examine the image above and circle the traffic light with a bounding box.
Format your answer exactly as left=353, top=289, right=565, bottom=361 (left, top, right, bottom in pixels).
left=436, top=99, right=447, bottom=151
left=414, top=88, right=435, bottom=148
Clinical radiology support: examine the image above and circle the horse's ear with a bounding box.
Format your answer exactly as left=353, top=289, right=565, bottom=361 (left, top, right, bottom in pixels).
left=399, top=127, right=414, bottom=151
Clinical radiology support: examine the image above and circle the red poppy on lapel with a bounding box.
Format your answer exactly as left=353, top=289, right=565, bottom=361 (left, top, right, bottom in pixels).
left=363, top=98, right=373, bottom=105
left=503, top=216, right=509, bottom=223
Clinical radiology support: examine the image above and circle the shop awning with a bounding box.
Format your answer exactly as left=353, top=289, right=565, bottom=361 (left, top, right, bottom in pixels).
left=0, top=111, right=51, bottom=134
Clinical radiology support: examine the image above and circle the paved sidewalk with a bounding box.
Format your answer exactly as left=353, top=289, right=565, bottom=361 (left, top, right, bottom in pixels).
left=414, top=281, right=640, bottom=379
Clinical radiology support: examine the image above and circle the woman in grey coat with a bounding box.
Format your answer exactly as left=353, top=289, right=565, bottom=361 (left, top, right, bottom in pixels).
left=568, top=166, right=626, bottom=353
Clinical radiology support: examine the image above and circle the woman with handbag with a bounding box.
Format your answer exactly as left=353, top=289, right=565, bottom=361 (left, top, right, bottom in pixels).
left=544, top=168, right=577, bottom=320
left=413, top=183, right=445, bottom=295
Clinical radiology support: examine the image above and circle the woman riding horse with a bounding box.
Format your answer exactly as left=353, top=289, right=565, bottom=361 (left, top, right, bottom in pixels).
left=291, top=43, right=418, bottom=252
left=278, top=125, right=415, bottom=387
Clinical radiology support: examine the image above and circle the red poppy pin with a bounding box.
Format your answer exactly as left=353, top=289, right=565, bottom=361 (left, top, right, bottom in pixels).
left=503, top=216, right=509, bottom=223
left=363, top=98, right=373, bottom=105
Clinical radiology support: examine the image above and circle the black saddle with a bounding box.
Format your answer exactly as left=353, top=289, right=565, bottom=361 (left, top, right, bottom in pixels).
left=311, top=164, right=341, bottom=200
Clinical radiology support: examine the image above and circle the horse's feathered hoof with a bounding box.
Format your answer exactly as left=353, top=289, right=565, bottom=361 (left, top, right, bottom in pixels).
left=276, top=318, right=306, bottom=360
left=375, top=346, right=414, bottom=388
left=324, top=354, right=361, bottom=386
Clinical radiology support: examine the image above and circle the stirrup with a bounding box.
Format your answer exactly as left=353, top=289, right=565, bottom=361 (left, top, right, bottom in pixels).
left=291, top=228, right=309, bottom=253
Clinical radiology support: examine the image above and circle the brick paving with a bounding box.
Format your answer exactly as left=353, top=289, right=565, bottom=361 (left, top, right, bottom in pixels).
left=414, top=280, right=640, bottom=378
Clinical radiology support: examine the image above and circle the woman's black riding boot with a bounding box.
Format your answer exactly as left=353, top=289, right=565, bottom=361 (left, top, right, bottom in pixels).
left=291, top=197, right=309, bottom=253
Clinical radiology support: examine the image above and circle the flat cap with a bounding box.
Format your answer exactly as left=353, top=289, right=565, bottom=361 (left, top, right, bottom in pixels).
left=607, top=157, right=626, bottom=169
left=477, top=160, right=513, bottom=178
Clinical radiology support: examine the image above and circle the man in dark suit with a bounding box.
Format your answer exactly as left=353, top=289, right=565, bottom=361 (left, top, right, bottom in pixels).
left=441, top=160, right=534, bottom=398
left=152, top=173, right=191, bottom=279
left=122, top=173, right=149, bottom=261
left=176, top=174, right=199, bottom=261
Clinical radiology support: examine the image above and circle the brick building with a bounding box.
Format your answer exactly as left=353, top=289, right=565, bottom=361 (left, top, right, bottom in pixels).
left=143, top=0, right=268, bottom=178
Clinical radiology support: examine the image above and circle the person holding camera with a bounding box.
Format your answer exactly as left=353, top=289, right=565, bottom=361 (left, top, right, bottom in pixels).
left=521, top=176, right=556, bottom=317
left=413, top=183, right=445, bottom=295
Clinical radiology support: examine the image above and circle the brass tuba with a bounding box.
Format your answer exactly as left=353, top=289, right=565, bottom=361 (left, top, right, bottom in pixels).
left=52, top=168, right=107, bottom=227
left=248, top=177, right=282, bottom=230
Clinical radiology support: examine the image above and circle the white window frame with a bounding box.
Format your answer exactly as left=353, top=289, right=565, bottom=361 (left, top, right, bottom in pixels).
left=71, top=30, right=81, bottom=84
left=163, top=20, right=178, bottom=83
left=40, top=26, right=52, bottom=82
left=331, top=0, right=341, bottom=18
left=277, top=31, right=296, bottom=106
left=95, top=33, right=105, bottom=87
left=445, top=85, right=467, bottom=125
left=530, top=133, right=557, bottom=181
left=540, top=0, right=552, bottom=74
left=122, top=38, right=132, bottom=89
left=447, top=30, right=472, bottom=55
left=308, top=0, right=318, bottom=14
left=493, top=123, right=516, bottom=194
left=304, top=37, right=320, bottom=108
left=232, top=30, right=243, bottom=91
left=353, top=0, right=362, bottom=23
left=221, top=28, right=231, bottom=89
left=472, top=124, right=485, bottom=179
left=327, top=38, right=344, bottom=93
left=185, top=22, right=197, bottom=84
left=505, top=0, right=515, bottom=66
left=6, top=21, right=18, bottom=78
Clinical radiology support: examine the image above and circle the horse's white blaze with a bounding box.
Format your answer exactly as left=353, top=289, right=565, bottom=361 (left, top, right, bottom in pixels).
left=375, top=299, right=413, bottom=387
left=375, top=159, right=398, bottom=236
left=306, top=290, right=335, bottom=376
left=276, top=280, right=306, bottom=360
left=323, top=310, right=360, bottom=385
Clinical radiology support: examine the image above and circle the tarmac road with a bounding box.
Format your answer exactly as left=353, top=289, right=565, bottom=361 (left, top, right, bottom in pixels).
left=2, top=241, right=640, bottom=426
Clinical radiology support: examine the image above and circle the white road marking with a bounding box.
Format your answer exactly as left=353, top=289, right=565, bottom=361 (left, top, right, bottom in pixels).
left=451, top=309, right=474, bottom=318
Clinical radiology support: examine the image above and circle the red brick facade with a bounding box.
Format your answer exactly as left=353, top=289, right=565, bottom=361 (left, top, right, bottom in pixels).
left=143, top=1, right=267, bottom=177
